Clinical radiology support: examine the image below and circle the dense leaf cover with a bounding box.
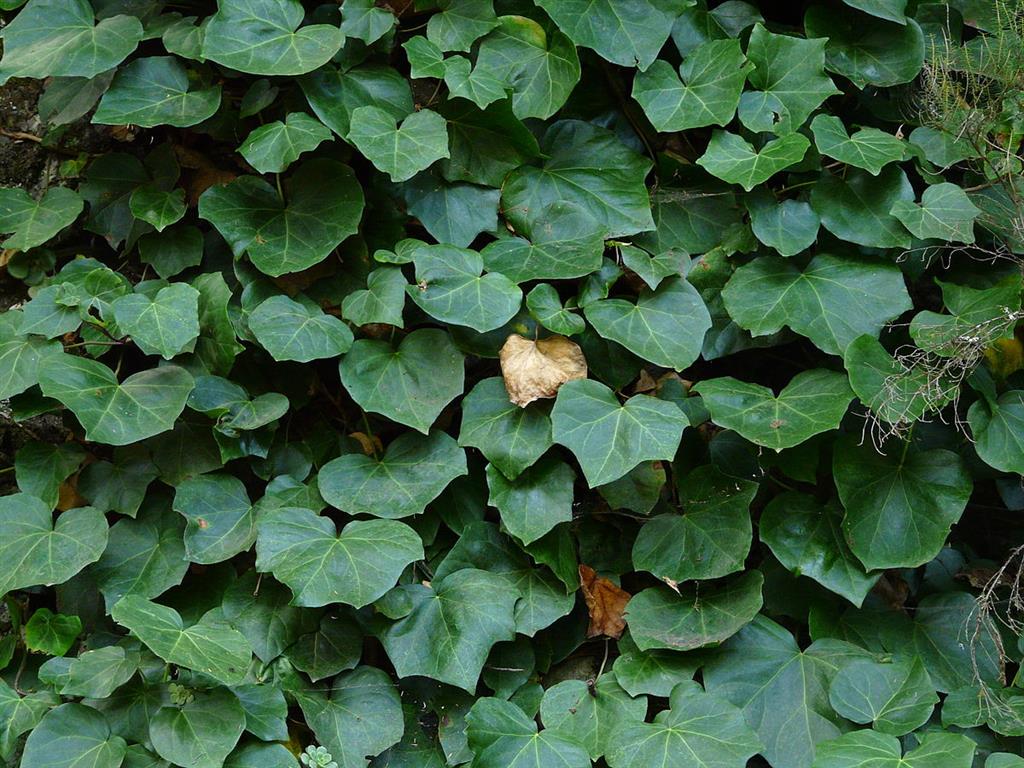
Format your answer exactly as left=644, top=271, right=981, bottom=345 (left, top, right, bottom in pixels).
left=0, top=0, right=1023, bottom=767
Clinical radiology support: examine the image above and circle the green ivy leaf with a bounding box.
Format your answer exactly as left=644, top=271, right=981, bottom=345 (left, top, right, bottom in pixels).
left=341, top=0, right=395, bottom=44
left=110, top=596, right=252, bottom=686
left=502, top=120, right=654, bottom=238
left=804, top=7, right=925, bottom=88
left=475, top=16, right=581, bottom=120
left=199, top=159, right=364, bottom=277
left=834, top=437, right=972, bottom=570
left=319, top=430, right=467, bottom=519
left=222, top=572, right=318, bottom=665
left=381, top=569, right=518, bottom=691
left=0, top=187, right=83, bottom=251
left=466, top=697, right=590, bottom=768
left=627, top=570, right=764, bottom=652
left=809, top=114, right=908, bottom=175
left=301, top=64, right=413, bottom=137
left=890, top=182, right=981, bottom=243
left=761, top=492, right=879, bottom=606
left=481, top=203, right=604, bottom=284
left=15, top=440, right=85, bottom=508
left=552, top=379, right=687, bottom=487
left=202, top=0, right=343, bottom=75
left=20, top=704, right=126, bottom=768
left=149, top=687, right=246, bottom=768
left=294, top=667, right=404, bottom=768
left=24, top=608, right=82, bottom=656
left=40, top=355, right=194, bottom=445
left=611, top=634, right=698, bottom=698
left=633, top=39, right=752, bottom=132
left=443, top=57, right=507, bottom=110
left=436, top=522, right=574, bottom=636
left=407, top=245, right=522, bottom=332
left=841, top=0, right=907, bottom=23
left=745, top=191, right=820, bottom=257
left=62, top=646, right=139, bottom=699
left=128, top=187, right=186, bottom=232
left=340, top=329, right=464, bottom=433
left=811, top=730, right=974, bottom=768
left=737, top=23, right=839, bottom=134
left=113, top=283, right=200, bottom=360
left=93, top=57, right=221, bottom=128
left=486, top=456, right=574, bottom=545
left=347, top=107, right=450, bottom=183
left=238, top=112, right=332, bottom=174
left=139, top=224, right=203, bottom=279
left=632, top=465, right=756, bottom=582
left=540, top=676, right=647, bottom=760
left=605, top=680, right=761, bottom=768
left=722, top=253, right=912, bottom=355
left=459, top=377, right=553, bottom=480
left=534, top=0, right=692, bottom=69
left=403, top=171, right=501, bottom=249
left=828, top=656, right=937, bottom=735
left=341, top=267, right=406, bottom=327
left=697, top=130, right=810, bottom=191
left=810, top=166, right=915, bottom=248
left=585, top=277, right=712, bottom=370
left=249, top=295, right=353, bottom=362
left=0, top=311, right=62, bottom=398
left=968, top=391, right=1024, bottom=474
left=526, top=284, right=585, bottom=336
left=0, top=494, right=108, bottom=594
left=704, top=617, right=851, bottom=768
left=286, top=614, right=362, bottom=683
left=256, top=508, right=423, bottom=607
left=0, top=682, right=55, bottom=761
left=173, top=472, right=254, bottom=564
left=91, top=501, right=188, bottom=610
left=0, top=0, right=142, bottom=82
left=694, top=370, right=854, bottom=450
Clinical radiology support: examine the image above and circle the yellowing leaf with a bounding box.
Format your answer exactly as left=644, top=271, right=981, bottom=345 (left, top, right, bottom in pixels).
left=499, top=333, right=587, bottom=407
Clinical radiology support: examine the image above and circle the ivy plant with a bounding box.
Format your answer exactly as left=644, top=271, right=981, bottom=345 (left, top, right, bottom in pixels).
left=0, top=0, right=1023, bottom=767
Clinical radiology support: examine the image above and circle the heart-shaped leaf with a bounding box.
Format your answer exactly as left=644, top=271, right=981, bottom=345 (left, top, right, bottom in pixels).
left=129, top=187, right=186, bottom=232
left=745, top=191, right=820, bottom=257
left=810, top=114, right=907, bottom=175
left=605, top=680, right=761, bottom=768
left=347, top=107, right=450, bottom=183
left=112, top=283, right=200, bottom=360
left=626, top=571, right=764, bottom=652
left=173, top=473, right=254, bottom=564
left=249, top=295, right=353, bottom=362
left=552, top=379, right=687, bottom=486
left=481, top=203, right=604, bottom=283
left=39, top=354, right=194, bottom=445
left=238, top=112, right=332, bottom=174
left=256, top=507, right=423, bottom=607
left=466, top=697, right=590, bottom=768
left=0, top=494, right=107, bottom=595
left=300, top=64, right=413, bottom=138
left=203, top=0, right=343, bottom=75
left=340, top=329, right=464, bottom=433
left=810, top=166, right=915, bottom=248
left=459, top=377, right=553, bottom=480
left=93, top=57, right=221, bottom=128
left=760, top=492, right=879, bottom=606
left=149, top=687, right=245, bottom=768
left=633, top=39, right=752, bottom=132
left=722, top=253, right=912, bottom=355
left=381, top=568, right=518, bottom=691
left=486, top=455, right=574, bottom=545
left=585, top=277, right=712, bottom=370
left=526, top=284, right=585, bottom=336
left=697, top=131, right=810, bottom=191
left=407, top=244, right=522, bottom=332
left=890, top=182, right=981, bottom=243
left=20, top=704, right=126, bottom=768
left=0, top=311, right=62, bottom=399
left=0, top=187, right=83, bottom=251
left=694, top=369, right=854, bottom=450
left=475, top=15, right=580, bottom=120
left=319, top=430, right=467, bottom=519
left=828, top=656, right=937, bottom=735
left=632, top=465, right=757, bottom=582
left=811, top=730, right=974, bottom=768
left=341, top=267, right=406, bottom=327
left=0, top=0, right=142, bottom=82
left=968, top=391, right=1024, bottom=474
left=199, top=159, right=364, bottom=277
left=833, top=435, right=972, bottom=570
left=111, top=595, right=252, bottom=685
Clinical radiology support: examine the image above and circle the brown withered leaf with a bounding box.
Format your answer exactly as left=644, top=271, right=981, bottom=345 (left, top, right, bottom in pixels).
left=499, top=334, right=587, bottom=408
left=579, top=564, right=630, bottom=639
left=349, top=431, right=383, bottom=456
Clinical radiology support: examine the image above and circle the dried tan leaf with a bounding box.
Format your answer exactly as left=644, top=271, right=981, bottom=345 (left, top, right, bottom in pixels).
left=349, top=431, right=383, bottom=456
left=579, top=564, right=630, bottom=639
left=499, top=334, right=587, bottom=408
